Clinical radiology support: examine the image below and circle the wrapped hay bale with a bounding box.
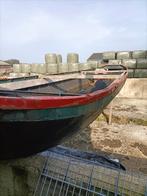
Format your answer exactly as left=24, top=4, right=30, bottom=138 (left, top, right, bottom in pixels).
left=96, top=60, right=105, bottom=68
left=18, top=73, right=29, bottom=77
left=30, top=73, right=38, bottom=76
left=21, top=64, right=31, bottom=73
left=116, top=51, right=131, bottom=59
left=132, top=50, right=146, bottom=59
left=67, top=53, right=79, bottom=64
left=136, top=59, right=147, bottom=69
left=57, top=54, right=62, bottom=64
left=58, top=63, right=68, bottom=74
left=108, top=60, right=122, bottom=65
left=79, top=63, right=90, bottom=71
left=127, top=69, right=134, bottom=78
left=9, top=73, right=19, bottom=78
left=78, top=63, right=83, bottom=71
left=102, top=52, right=116, bottom=60
left=122, top=59, right=136, bottom=69
left=13, top=64, right=22, bottom=73
left=37, top=64, right=47, bottom=74
left=47, top=63, right=58, bottom=74
left=134, top=69, right=147, bottom=78
left=45, top=53, right=57, bottom=64
left=31, top=63, right=39, bottom=73
left=87, top=61, right=98, bottom=69
left=68, top=63, right=79, bottom=72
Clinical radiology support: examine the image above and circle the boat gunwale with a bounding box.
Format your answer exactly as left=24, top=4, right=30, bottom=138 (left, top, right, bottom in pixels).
left=0, top=71, right=127, bottom=110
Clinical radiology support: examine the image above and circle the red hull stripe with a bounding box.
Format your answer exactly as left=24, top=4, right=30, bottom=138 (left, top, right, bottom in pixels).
left=0, top=75, right=127, bottom=110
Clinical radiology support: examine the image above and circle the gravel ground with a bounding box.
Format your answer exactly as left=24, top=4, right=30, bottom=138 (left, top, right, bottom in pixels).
left=62, top=103, right=147, bottom=175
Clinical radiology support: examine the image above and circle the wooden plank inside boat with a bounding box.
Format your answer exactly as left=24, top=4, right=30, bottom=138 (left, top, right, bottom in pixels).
left=0, top=72, right=123, bottom=91
left=0, top=79, right=50, bottom=90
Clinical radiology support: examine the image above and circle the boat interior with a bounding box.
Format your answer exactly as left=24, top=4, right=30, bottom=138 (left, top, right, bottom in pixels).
left=0, top=78, right=114, bottom=97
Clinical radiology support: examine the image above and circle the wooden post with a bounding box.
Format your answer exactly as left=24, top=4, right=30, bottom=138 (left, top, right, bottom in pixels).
left=108, top=100, right=113, bottom=124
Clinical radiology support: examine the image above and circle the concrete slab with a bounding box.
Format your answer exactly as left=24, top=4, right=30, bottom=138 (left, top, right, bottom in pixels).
left=117, top=78, right=147, bottom=99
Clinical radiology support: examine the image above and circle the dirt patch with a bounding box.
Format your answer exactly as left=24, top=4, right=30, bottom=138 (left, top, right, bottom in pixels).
left=101, top=128, right=109, bottom=132
left=63, top=103, right=147, bottom=175
left=131, top=118, right=147, bottom=126
left=132, top=143, right=147, bottom=156
left=101, top=139, right=122, bottom=148
left=100, top=104, right=147, bottom=126
left=63, top=120, right=147, bottom=174
left=98, top=112, right=147, bottom=126
left=139, top=144, right=147, bottom=156
left=113, top=105, right=138, bottom=112
left=139, top=167, right=147, bottom=174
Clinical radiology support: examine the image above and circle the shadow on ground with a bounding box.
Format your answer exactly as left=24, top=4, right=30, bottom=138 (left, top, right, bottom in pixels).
left=62, top=123, right=147, bottom=175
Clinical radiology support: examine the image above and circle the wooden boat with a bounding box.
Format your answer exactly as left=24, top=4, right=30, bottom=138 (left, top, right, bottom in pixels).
left=0, top=75, right=38, bottom=84
left=0, top=65, right=127, bottom=159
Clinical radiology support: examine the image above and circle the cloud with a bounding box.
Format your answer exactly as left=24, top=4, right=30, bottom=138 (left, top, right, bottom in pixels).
left=1, top=8, right=114, bottom=46
left=0, top=0, right=147, bottom=62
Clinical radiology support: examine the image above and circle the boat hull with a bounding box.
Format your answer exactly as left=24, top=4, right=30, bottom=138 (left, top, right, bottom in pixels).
left=0, top=86, right=121, bottom=160
left=0, top=76, right=126, bottom=159
left=0, top=117, right=84, bottom=159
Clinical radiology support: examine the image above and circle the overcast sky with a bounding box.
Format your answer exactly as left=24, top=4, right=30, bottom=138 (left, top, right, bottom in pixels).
left=0, top=0, right=147, bottom=63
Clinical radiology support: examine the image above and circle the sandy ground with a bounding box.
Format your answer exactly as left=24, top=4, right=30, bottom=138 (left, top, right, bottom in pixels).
left=62, top=102, right=147, bottom=175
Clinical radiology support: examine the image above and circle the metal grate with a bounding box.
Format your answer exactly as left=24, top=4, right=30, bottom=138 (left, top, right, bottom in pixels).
left=33, top=147, right=147, bottom=196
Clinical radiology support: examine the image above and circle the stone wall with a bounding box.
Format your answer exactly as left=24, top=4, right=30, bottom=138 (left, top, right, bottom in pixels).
left=0, top=156, right=44, bottom=196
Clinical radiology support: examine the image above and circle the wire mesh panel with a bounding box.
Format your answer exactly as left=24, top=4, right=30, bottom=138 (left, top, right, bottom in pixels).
left=33, top=147, right=147, bottom=196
